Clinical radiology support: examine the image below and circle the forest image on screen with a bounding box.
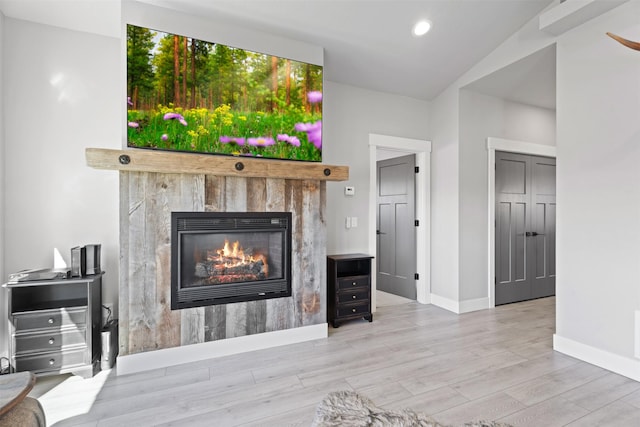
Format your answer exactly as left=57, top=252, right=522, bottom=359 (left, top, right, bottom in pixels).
left=127, top=24, right=323, bottom=162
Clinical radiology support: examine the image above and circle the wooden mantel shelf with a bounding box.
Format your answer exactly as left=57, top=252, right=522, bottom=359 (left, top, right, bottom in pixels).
left=86, top=148, right=349, bottom=181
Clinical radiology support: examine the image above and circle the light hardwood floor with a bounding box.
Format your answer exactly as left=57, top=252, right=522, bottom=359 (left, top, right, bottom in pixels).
left=29, top=297, right=640, bottom=426
left=376, top=290, right=414, bottom=307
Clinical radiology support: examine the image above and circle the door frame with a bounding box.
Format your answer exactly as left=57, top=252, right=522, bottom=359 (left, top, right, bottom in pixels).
left=487, top=137, right=556, bottom=308
left=369, top=134, right=431, bottom=308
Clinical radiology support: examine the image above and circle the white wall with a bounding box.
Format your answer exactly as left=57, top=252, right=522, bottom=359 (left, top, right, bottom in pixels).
left=323, top=81, right=430, bottom=255
left=554, top=0, right=640, bottom=366
left=3, top=19, right=120, bottom=327
left=0, top=11, right=5, bottom=358
left=459, top=90, right=555, bottom=301
left=429, top=86, right=460, bottom=302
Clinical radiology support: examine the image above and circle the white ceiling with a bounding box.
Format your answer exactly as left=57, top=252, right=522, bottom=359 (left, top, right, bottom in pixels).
left=0, top=0, right=122, bottom=39
left=464, top=43, right=556, bottom=109
left=0, top=0, right=556, bottom=106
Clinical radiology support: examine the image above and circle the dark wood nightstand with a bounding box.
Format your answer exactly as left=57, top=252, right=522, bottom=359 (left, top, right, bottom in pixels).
left=327, top=254, right=373, bottom=328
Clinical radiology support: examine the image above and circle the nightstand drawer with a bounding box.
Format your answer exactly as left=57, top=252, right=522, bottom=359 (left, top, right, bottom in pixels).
left=14, top=328, right=87, bottom=355
left=337, top=303, right=370, bottom=318
left=337, top=289, right=369, bottom=304
left=13, top=348, right=88, bottom=373
left=337, top=276, right=369, bottom=290
left=13, top=307, right=87, bottom=332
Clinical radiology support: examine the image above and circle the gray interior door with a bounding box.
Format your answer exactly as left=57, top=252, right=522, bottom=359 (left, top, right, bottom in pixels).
left=495, top=152, right=556, bottom=305
left=376, top=154, right=416, bottom=300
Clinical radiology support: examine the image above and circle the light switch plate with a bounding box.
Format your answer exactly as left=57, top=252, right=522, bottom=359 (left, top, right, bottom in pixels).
left=345, top=186, right=355, bottom=196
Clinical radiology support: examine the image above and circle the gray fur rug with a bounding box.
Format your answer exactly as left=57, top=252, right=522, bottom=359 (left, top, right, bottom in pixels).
left=311, top=391, right=514, bottom=427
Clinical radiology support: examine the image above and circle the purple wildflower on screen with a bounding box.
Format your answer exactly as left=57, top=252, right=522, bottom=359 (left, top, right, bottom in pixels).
left=287, top=136, right=301, bottom=147
left=293, top=120, right=322, bottom=150
left=221, top=136, right=245, bottom=145
left=277, top=133, right=301, bottom=146
left=307, top=91, right=322, bottom=103
left=127, top=121, right=139, bottom=128
left=161, top=134, right=168, bottom=141
left=164, top=112, right=188, bottom=126
left=295, top=121, right=321, bottom=133
left=247, top=137, right=276, bottom=147
left=293, top=121, right=322, bottom=150
left=294, top=122, right=311, bottom=132
left=308, top=129, right=322, bottom=150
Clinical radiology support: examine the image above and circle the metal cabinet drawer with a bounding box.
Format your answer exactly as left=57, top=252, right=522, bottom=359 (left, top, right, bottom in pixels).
left=337, top=289, right=369, bottom=304
left=13, top=307, right=87, bottom=332
left=337, top=303, right=370, bottom=318
left=14, top=328, right=87, bottom=355
left=337, top=276, right=369, bottom=290
left=13, top=348, right=88, bottom=373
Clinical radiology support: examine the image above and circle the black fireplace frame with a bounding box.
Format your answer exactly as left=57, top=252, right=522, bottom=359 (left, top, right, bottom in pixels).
left=171, top=211, right=292, bottom=310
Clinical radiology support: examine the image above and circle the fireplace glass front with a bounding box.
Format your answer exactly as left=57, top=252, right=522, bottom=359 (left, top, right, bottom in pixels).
left=171, top=212, right=292, bottom=310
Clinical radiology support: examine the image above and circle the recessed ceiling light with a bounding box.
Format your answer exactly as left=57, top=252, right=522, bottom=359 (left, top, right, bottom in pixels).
left=412, top=20, right=432, bottom=37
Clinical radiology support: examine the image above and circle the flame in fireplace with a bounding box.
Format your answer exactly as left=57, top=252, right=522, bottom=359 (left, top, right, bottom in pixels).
left=206, top=239, right=269, bottom=277
left=218, top=240, right=243, bottom=261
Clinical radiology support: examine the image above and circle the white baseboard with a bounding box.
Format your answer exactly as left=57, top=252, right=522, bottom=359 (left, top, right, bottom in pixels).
left=430, top=294, right=459, bottom=313
left=116, top=323, right=328, bottom=376
left=430, top=294, right=490, bottom=314
left=459, top=297, right=490, bottom=313
left=418, top=292, right=431, bottom=305
left=554, top=334, right=640, bottom=382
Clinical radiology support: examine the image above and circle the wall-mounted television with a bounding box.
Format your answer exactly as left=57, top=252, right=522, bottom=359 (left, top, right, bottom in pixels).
left=126, top=24, right=323, bottom=162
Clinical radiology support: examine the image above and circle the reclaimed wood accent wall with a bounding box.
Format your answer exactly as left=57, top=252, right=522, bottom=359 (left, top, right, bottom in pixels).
left=119, top=172, right=326, bottom=357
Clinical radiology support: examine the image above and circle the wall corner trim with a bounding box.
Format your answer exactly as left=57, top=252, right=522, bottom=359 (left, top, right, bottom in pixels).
left=459, top=297, right=491, bottom=314
left=431, top=294, right=490, bottom=314
left=430, top=294, right=460, bottom=313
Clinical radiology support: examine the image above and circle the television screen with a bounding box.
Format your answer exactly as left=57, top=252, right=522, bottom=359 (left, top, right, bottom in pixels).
left=126, top=24, right=323, bottom=162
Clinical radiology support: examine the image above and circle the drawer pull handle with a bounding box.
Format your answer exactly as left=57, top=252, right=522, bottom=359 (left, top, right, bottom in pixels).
left=48, top=318, right=55, bottom=324
left=352, top=308, right=357, bottom=313
left=48, top=359, right=55, bottom=366
left=352, top=295, right=357, bottom=299
left=48, top=338, right=55, bottom=345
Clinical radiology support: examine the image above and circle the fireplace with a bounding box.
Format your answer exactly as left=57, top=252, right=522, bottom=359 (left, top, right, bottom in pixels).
left=171, top=211, right=292, bottom=310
